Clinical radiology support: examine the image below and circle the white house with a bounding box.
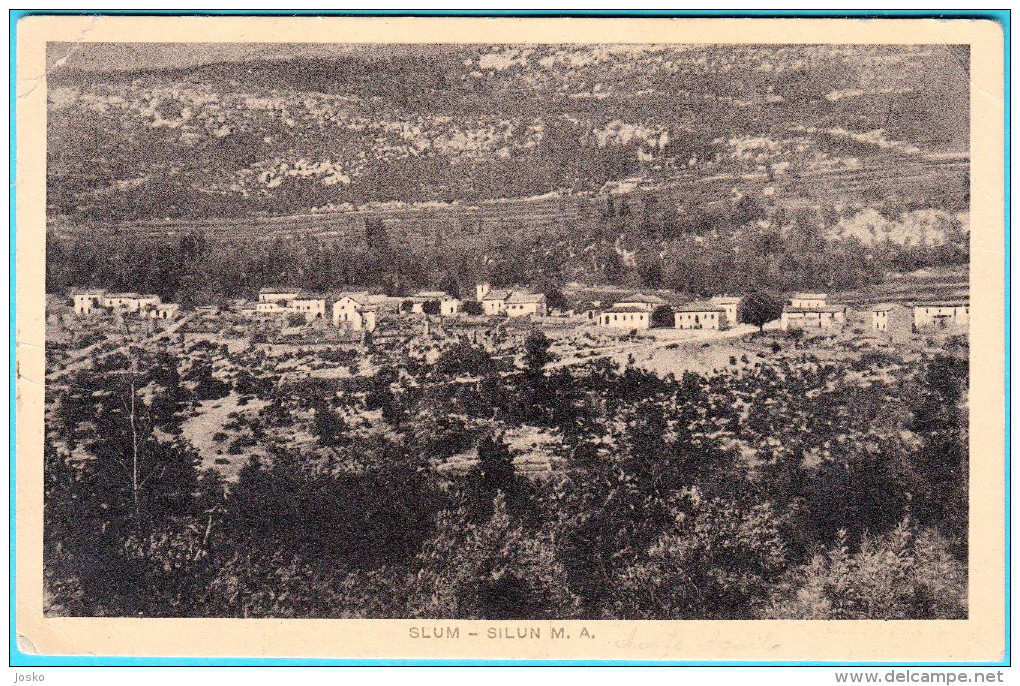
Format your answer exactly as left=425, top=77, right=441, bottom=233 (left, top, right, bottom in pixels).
left=598, top=305, right=652, bottom=329
left=870, top=304, right=898, bottom=332
left=71, top=288, right=106, bottom=315
left=332, top=293, right=394, bottom=332
left=710, top=295, right=741, bottom=328
left=506, top=292, right=547, bottom=318
left=913, top=301, right=969, bottom=331
left=481, top=289, right=514, bottom=316
left=476, top=283, right=492, bottom=302
left=614, top=293, right=668, bottom=312
left=256, top=300, right=289, bottom=315
left=781, top=305, right=847, bottom=330
left=440, top=297, right=462, bottom=317
left=789, top=292, right=828, bottom=309
left=258, top=286, right=302, bottom=304
left=290, top=294, right=328, bottom=321
left=147, top=303, right=180, bottom=320
left=408, top=290, right=448, bottom=314
left=102, top=293, right=161, bottom=313
left=674, top=303, right=724, bottom=330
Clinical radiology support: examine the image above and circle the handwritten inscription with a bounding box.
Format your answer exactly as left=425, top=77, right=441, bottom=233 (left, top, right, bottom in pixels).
left=409, top=626, right=593, bottom=640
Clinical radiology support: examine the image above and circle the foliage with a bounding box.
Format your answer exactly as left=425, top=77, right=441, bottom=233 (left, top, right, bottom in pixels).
left=739, top=292, right=785, bottom=330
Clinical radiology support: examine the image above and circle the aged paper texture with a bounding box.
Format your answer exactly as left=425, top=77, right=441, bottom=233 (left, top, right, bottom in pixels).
left=15, top=15, right=1005, bottom=661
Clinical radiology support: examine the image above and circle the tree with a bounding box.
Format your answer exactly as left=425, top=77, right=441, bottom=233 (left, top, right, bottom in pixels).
left=405, top=493, right=580, bottom=619
left=739, top=292, right=784, bottom=331
left=522, top=330, right=554, bottom=375
left=766, top=522, right=966, bottom=620
left=462, top=300, right=484, bottom=315
left=474, top=434, right=516, bottom=495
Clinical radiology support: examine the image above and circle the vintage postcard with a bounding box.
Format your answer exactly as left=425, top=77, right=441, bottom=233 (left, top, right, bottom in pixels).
left=14, top=15, right=1006, bottom=662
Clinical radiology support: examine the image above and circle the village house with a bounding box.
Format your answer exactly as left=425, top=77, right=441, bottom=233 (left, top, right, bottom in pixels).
left=506, top=292, right=547, bottom=318
left=863, top=303, right=912, bottom=339
left=781, top=304, right=848, bottom=331
left=598, top=305, right=652, bottom=329
left=146, top=303, right=180, bottom=320
left=913, top=301, right=969, bottom=331
left=789, top=292, right=828, bottom=309
left=440, top=297, right=462, bottom=317
left=258, top=286, right=302, bottom=304
left=674, top=303, right=725, bottom=330
left=710, top=295, right=741, bottom=328
left=408, top=290, right=449, bottom=314
left=255, top=286, right=301, bottom=314
left=102, top=292, right=162, bottom=313
left=614, top=293, right=669, bottom=311
left=71, top=288, right=106, bottom=315
left=481, top=288, right=514, bottom=316
left=332, top=292, right=398, bottom=332
left=290, top=294, right=328, bottom=321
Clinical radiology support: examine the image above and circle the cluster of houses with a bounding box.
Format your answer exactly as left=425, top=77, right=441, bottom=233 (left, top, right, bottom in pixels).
left=779, top=292, right=969, bottom=334
left=68, top=284, right=969, bottom=337
left=71, top=289, right=180, bottom=320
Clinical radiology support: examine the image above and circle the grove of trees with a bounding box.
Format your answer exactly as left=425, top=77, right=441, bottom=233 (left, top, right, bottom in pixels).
left=44, top=329, right=969, bottom=620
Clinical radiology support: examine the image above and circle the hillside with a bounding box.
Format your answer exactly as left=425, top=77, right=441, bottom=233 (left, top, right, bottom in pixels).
left=48, top=44, right=968, bottom=220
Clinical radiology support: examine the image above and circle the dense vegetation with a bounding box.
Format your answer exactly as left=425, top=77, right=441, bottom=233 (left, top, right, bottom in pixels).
left=45, top=331, right=969, bottom=619
left=46, top=199, right=968, bottom=304
left=47, top=44, right=968, bottom=219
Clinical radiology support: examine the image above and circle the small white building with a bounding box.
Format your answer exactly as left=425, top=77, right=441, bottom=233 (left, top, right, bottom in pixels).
left=913, top=301, right=969, bottom=331
left=147, top=303, right=180, bottom=320
left=789, top=292, right=828, bottom=309
left=710, top=295, right=741, bottom=328
left=781, top=305, right=847, bottom=330
left=256, top=301, right=289, bottom=315
left=258, top=286, right=302, bottom=304
left=290, top=294, right=328, bottom=321
left=598, top=306, right=652, bottom=329
left=870, top=304, right=897, bottom=332
left=440, top=297, right=462, bottom=317
left=332, top=293, right=390, bottom=332
left=481, top=288, right=514, bottom=316
left=408, top=290, right=448, bottom=314
left=614, top=293, right=668, bottom=312
left=102, top=293, right=161, bottom=313
left=505, top=292, right=547, bottom=318
left=71, top=288, right=106, bottom=316
left=674, top=303, right=724, bottom=330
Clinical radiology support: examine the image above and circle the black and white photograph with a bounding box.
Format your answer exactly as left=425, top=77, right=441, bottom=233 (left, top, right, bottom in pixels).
left=38, top=35, right=977, bottom=629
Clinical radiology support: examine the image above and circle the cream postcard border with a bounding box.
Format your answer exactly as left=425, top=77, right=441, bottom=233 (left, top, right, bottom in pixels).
left=14, top=15, right=1006, bottom=662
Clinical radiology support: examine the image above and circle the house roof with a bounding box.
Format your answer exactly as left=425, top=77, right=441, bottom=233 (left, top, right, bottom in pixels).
left=913, top=300, right=969, bottom=308
left=783, top=305, right=846, bottom=313
left=482, top=289, right=513, bottom=301
left=106, top=292, right=140, bottom=299
left=792, top=292, right=828, bottom=299
left=710, top=295, right=741, bottom=305
left=605, top=305, right=651, bottom=314
left=412, top=290, right=448, bottom=299
left=259, top=286, right=302, bottom=294
left=506, top=292, right=546, bottom=304
left=870, top=304, right=900, bottom=312
left=70, top=288, right=106, bottom=296
left=616, top=293, right=667, bottom=305
left=674, top=303, right=725, bottom=313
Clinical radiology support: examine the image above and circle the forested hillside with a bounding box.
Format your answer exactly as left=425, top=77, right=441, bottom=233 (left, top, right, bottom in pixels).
left=46, top=43, right=970, bottom=298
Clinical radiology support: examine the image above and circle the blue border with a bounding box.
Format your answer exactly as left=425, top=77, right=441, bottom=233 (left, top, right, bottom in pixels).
left=9, top=8, right=1011, bottom=668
